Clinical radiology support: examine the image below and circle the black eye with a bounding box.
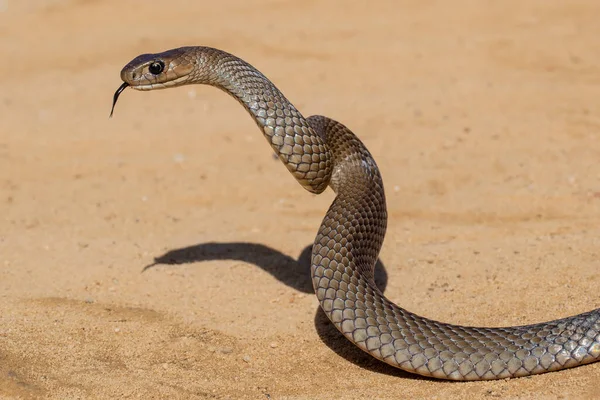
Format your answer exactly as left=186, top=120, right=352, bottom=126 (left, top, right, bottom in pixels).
left=148, top=61, right=164, bottom=75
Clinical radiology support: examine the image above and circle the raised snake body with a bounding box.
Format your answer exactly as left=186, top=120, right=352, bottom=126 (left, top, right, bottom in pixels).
left=112, top=46, right=600, bottom=380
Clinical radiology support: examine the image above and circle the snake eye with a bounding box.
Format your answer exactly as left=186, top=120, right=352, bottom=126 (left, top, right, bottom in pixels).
left=148, top=61, right=165, bottom=75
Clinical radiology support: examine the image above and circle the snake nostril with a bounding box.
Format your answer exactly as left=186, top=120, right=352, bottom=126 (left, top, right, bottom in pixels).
left=132, top=72, right=138, bottom=79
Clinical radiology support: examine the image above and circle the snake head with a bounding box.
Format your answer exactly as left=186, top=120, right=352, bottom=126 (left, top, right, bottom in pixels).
left=120, top=47, right=197, bottom=90
left=110, top=47, right=197, bottom=117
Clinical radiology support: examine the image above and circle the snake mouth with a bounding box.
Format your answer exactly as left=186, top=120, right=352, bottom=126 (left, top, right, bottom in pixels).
left=109, top=82, right=129, bottom=118
left=128, top=74, right=191, bottom=91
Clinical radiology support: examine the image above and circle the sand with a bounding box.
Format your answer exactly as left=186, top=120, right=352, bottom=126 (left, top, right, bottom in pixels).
left=1, top=0, right=599, bottom=398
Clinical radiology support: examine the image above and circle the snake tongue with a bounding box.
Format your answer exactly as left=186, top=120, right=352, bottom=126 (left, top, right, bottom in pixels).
left=109, top=82, right=129, bottom=118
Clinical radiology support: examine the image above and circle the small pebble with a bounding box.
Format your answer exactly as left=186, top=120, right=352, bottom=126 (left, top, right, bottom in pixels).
left=242, top=355, right=251, bottom=363
left=269, top=342, right=278, bottom=348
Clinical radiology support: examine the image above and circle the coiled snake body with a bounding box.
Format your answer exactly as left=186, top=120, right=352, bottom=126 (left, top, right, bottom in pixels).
left=112, top=46, right=600, bottom=380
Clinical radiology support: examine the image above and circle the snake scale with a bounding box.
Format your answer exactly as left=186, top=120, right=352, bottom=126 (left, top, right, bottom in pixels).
left=111, top=46, right=600, bottom=380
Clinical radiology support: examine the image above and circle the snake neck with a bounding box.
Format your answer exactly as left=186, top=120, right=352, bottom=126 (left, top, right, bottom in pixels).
left=189, top=47, right=332, bottom=194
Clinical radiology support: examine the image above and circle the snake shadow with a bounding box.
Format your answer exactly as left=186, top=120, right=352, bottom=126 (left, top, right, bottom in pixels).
left=144, top=241, right=417, bottom=378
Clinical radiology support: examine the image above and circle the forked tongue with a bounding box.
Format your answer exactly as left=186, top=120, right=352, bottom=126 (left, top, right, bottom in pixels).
left=109, top=82, right=129, bottom=118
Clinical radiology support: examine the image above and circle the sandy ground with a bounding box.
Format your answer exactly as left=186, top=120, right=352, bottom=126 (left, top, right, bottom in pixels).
left=1, top=0, right=599, bottom=399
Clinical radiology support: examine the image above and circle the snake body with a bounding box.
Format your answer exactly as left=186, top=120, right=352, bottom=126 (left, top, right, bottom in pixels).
left=113, top=46, right=600, bottom=380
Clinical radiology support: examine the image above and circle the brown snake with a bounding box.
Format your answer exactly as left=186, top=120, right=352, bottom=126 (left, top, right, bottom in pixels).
left=111, top=46, right=600, bottom=380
